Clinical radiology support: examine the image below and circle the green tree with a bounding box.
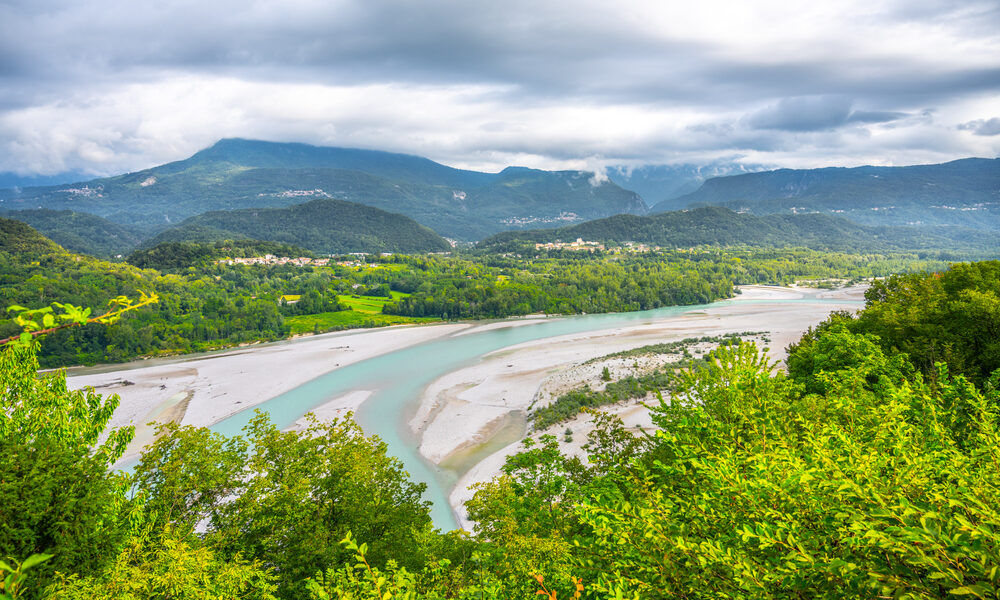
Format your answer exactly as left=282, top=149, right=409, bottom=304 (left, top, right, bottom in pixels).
left=46, top=527, right=277, bottom=600
left=0, top=340, right=139, bottom=597
left=133, top=413, right=433, bottom=599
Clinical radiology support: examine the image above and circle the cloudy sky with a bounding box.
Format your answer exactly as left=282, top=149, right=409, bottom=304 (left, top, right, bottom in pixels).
left=1, top=0, right=998, bottom=178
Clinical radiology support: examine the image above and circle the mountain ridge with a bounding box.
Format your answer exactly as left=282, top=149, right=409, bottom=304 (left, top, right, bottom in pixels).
left=479, top=205, right=1000, bottom=255
left=0, top=139, right=648, bottom=240
left=651, top=157, right=1000, bottom=230
left=143, top=198, right=453, bottom=254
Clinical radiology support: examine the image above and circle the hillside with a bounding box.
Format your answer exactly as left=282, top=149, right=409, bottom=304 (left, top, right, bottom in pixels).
left=144, top=198, right=453, bottom=254
left=0, top=217, right=64, bottom=258
left=0, top=138, right=648, bottom=240
left=651, top=158, right=1000, bottom=230
left=2, top=209, right=144, bottom=257
left=479, top=206, right=1000, bottom=254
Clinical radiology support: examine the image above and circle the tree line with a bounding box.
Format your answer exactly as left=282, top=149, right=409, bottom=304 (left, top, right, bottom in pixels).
left=0, top=223, right=953, bottom=368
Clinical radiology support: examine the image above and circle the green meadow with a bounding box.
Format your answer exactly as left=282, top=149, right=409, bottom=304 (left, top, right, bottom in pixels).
left=285, top=292, right=438, bottom=334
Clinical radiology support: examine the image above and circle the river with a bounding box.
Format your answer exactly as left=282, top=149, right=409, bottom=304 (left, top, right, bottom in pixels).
left=200, top=292, right=862, bottom=530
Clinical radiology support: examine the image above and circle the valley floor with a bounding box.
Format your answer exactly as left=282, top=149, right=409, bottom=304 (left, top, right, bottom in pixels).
left=67, top=284, right=865, bottom=528
left=412, top=284, right=865, bottom=528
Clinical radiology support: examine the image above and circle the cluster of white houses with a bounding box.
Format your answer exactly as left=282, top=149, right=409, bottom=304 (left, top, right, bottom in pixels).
left=218, top=255, right=387, bottom=268
left=219, top=255, right=330, bottom=266
left=535, top=238, right=606, bottom=251
left=533, top=238, right=663, bottom=253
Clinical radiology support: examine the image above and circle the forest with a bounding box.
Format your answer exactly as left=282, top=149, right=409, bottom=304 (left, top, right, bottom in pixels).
left=2, top=260, right=998, bottom=599
left=0, top=219, right=956, bottom=367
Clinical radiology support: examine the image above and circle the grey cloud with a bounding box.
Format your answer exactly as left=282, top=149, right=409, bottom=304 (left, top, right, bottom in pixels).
left=1, top=0, right=999, bottom=176
left=882, top=0, right=1000, bottom=36
left=958, top=118, right=1000, bottom=136
left=3, top=0, right=996, bottom=109
left=745, top=96, right=853, bottom=131
left=847, top=110, right=909, bottom=124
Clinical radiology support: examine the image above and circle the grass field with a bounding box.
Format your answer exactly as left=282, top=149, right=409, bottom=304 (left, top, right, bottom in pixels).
left=336, top=291, right=408, bottom=313
left=284, top=292, right=438, bottom=335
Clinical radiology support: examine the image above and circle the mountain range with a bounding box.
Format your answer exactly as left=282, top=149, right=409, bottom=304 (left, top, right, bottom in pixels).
left=0, top=138, right=646, bottom=241
left=0, top=139, right=996, bottom=257
left=653, top=158, right=1000, bottom=230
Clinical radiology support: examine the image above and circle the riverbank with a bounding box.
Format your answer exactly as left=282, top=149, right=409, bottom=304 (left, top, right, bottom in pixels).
left=68, top=322, right=471, bottom=463
left=68, top=284, right=864, bottom=529
left=412, top=284, right=866, bottom=529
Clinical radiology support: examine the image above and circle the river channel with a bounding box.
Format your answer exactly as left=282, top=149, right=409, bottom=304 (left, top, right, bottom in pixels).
left=200, top=294, right=858, bottom=530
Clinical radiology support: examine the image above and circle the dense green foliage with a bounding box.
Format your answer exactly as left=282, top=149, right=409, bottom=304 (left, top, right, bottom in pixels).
left=47, top=530, right=278, bottom=600
left=3, top=260, right=1000, bottom=598
left=0, top=219, right=61, bottom=256
left=0, top=222, right=422, bottom=366
left=384, top=254, right=734, bottom=318
left=0, top=138, right=646, bottom=240
left=384, top=248, right=949, bottom=319
left=0, top=228, right=288, bottom=366
left=480, top=206, right=1000, bottom=255
left=0, top=434, right=129, bottom=595
left=656, top=157, right=1000, bottom=230
left=790, top=259, right=1000, bottom=386
left=0, top=343, right=137, bottom=598
left=131, top=415, right=433, bottom=599
left=143, top=199, right=453, bottom=254
left=0, top=210, right=143, bottom=258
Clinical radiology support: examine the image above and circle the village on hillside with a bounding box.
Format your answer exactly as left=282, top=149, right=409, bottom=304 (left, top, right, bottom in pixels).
left=218, top=255, right=383, bottom=268
left=535, top=238, right=662, bottom=253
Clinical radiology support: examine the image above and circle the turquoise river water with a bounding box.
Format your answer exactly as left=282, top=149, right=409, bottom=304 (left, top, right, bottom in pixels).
left=203, top=296, right=856, bottom=530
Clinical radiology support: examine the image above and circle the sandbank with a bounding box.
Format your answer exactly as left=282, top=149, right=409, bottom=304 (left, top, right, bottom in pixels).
left=419, top=285, right=866, bottom=529
left=67, top=323, right=469, bottom=463
left=67, top=283, right=866, bottom=530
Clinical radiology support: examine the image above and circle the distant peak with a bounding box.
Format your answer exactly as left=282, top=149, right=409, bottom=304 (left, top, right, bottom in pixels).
left=499, top=166, right=542, bottom=175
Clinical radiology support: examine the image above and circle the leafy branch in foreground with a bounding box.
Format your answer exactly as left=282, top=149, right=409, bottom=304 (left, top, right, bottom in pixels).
left=1, top=291, right=159, bottom=348
left=0, top=554, right=52, bottom=600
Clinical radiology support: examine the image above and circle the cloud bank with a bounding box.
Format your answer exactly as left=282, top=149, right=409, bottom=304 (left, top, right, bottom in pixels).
left=1, top=0, right=998, bottom=176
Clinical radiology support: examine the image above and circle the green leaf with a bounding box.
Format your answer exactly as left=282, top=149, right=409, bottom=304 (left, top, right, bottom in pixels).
left=949, top=584, right=990, bottom=598
left=19, top=553, right=53, bottom=571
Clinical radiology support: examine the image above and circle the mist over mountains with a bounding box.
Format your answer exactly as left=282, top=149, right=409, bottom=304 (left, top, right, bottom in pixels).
left=0, top=138, right=996, bottom=257
left=605, top=162, right=768, bottom=211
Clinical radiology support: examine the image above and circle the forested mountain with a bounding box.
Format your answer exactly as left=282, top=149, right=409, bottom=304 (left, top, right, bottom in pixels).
left=0, top=138, right=648, bottom=240
left=2, top=209, right=143, bottom=257
left=144, top=198, right=452, bottom=254
left=0, top=217, right=63, bottom=257
left=480, top=206, right=1000, bottom=254
left=651, top=157, right=1000, bottom=229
